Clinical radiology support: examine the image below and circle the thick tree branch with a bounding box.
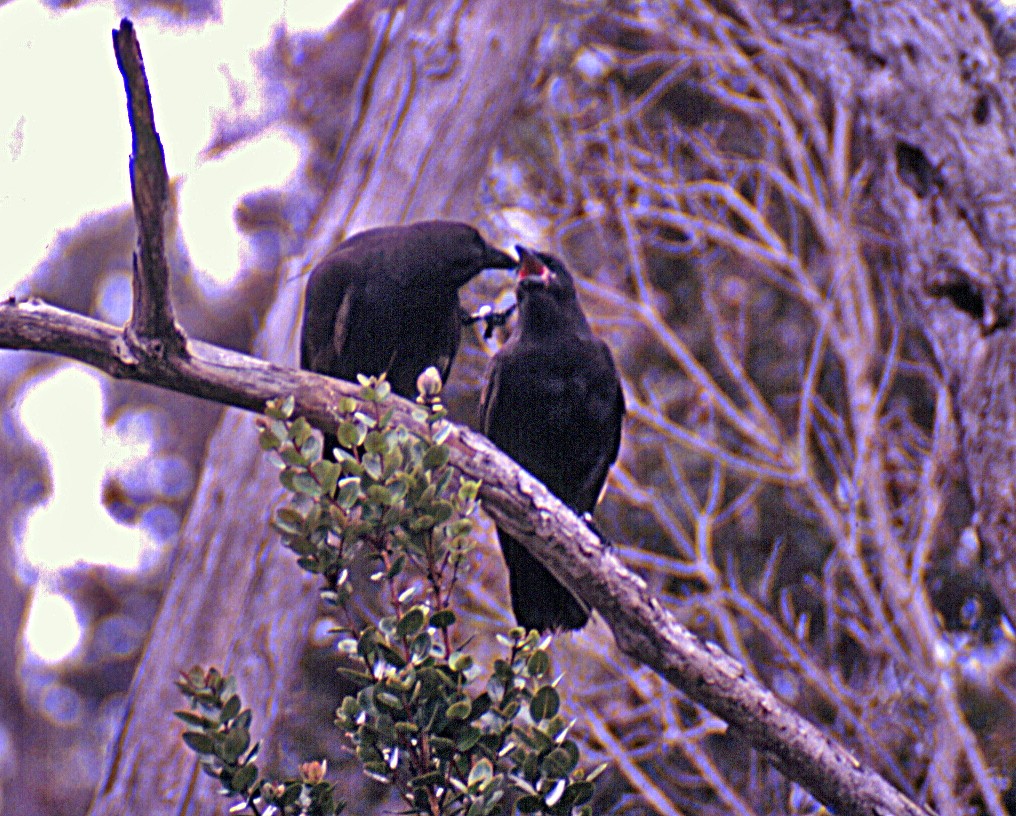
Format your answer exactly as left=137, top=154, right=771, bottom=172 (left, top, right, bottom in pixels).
left=0, top=295, right=928, bottom=816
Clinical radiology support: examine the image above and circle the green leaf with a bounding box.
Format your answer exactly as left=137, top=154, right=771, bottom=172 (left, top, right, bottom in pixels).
left=364, top=430, right=385, bottom=454
left=337, top=477, right=362, bottom=508
left=429, top=736, right=456, bottom=757
left=432, top=421, right=452, bottom=445
left=569, top=781, right=595, bottom=806
left=492, top=658, right=513, bottom=682
left=529, top=686, right=560, bottom=722
left=516, top=794, right=542, bottom=813
left=182, top=731, right=215, bottom=754
left=301, top=431, right=322, bottom=461
left=395, top=606, right=427, bottom=639
left=374, top=690, right=404, bottom=713
left=430, top=609, right=456, bottom=629
left=219, top=725, right=250, bottom=763
left=363, top=452, right=383, bottom=480
left=258, top=428, right=281, bottom=450
left=173, top=710, right=211, bottom=727
left=290, top=416, right=313, bottom=445
left=458, top=479, right=481, bottom=503
left=558, top=738, right=580, bottom=764
left=386, top=478, right=408, bottom=504
left=526, top=650, right=551, bottom=678
left=410, top=769, right=444, bottom=789
left=449, top=652, right=474, bottom=673
left=337, top=421, right=363, bottom=449
left=448, top=518, right=474, bottom=537
left=278, top=447, right=304, bottom=465
left=410, top=514, right=436, bottom=531
left=230, top=761, right=257, bottom=794
left=273, top=508, right=305, bottom=536
left=467, top=758, right=494, bottom=788
left=385, top=554, right=406, bottom=579
left=446, top=699, right=472, bottom=720
left=431, top=500, right=453, bottom=524
left=525, top=727, right=551, bottom=753
left=456, top=725, right=482, bottom=752
left=382, top=448, right=405, bottom=480
left=312, top=460, right=341, bottom=496
left=469, top=693, right=492, bottom=720
left=220, top=694, right=241, bottom=722
left=394, top=721, right=420, bottom=737
left=417, top=482, right=438, bottom=506
left=338, top=397, right=358, bottom=414
left=269, top=418, right=289, bottom=442
left=291, top=471, right=322, bottom=497
left=381, top=504, right=408, bottom=529
left=367, top=484, right=394, bottom=505
left=422, top=444, right=450, bottom=471
left=541, top=747, right=576, bottom=779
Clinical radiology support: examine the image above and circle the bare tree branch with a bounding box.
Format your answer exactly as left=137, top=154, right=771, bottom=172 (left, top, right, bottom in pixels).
left=0, top=291, right=928, bottom=816
left=111, top=19, right=185, bottom=358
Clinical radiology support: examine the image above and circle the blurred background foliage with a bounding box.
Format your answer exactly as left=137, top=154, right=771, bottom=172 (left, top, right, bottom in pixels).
left=1, top=1, right=1014, bottom=815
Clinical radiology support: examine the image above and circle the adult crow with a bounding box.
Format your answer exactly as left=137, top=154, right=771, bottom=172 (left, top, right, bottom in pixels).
left=301, top=221, right=515, bottom=453
left=481, top=247, right=624, bottom=631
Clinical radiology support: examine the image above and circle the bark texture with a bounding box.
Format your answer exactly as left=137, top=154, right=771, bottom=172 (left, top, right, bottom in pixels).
left=846, top=1, right=1016, bottom=626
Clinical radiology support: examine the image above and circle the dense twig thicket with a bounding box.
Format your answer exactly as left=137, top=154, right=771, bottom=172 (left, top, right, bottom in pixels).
left=470, top=2, right=1014, bottom=814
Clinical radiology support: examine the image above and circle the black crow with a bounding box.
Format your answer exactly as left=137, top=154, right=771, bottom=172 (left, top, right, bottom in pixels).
left=301, top=221, right=515, bottom=453
left=481, top=246, right=624, bottom=631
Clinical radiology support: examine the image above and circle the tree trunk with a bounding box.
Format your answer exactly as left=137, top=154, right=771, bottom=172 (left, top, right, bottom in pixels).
left=87, top=3, right=545, bottom=813
left=844, top=0, right=1016, bottom=627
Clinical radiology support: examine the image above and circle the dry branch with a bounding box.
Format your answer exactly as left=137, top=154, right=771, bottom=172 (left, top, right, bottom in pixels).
left=0, top=291, right=928, bottom=816
left=112, top=19, right=185, bottom=358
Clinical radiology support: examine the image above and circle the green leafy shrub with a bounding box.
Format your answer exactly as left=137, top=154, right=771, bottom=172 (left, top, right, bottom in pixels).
left=176, top=375, right=604, bottom=815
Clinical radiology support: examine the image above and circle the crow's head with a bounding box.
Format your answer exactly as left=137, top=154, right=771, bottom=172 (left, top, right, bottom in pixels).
left=516, top=245, right=577, bottom=297
left=514, top=246, right=588, bottom=334
left=412, top=221, right=515, bottom=289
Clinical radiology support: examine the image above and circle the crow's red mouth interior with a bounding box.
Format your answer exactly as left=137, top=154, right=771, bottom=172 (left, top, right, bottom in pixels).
left=518, top=252, right=549, bottom=281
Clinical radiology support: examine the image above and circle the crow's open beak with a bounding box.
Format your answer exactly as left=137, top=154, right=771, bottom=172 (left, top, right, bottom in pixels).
left=515, top=246, right=551, bottom=284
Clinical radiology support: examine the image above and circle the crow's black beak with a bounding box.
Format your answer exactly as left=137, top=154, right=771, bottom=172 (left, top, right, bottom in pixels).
left=485, top=245, right=517, bottom=270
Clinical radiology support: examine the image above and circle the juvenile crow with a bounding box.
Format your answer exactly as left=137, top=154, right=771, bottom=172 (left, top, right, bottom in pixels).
left=481, top=247, right=625, bottom=631
left=301, top=221, right=515, bottom=452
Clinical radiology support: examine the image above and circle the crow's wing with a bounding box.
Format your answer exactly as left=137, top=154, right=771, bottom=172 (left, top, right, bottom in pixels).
left=573, top=357, right=625, bottom=512
left=479, top=349, right=505, bottom=439
left=301, top=255, right=353, bottom=373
